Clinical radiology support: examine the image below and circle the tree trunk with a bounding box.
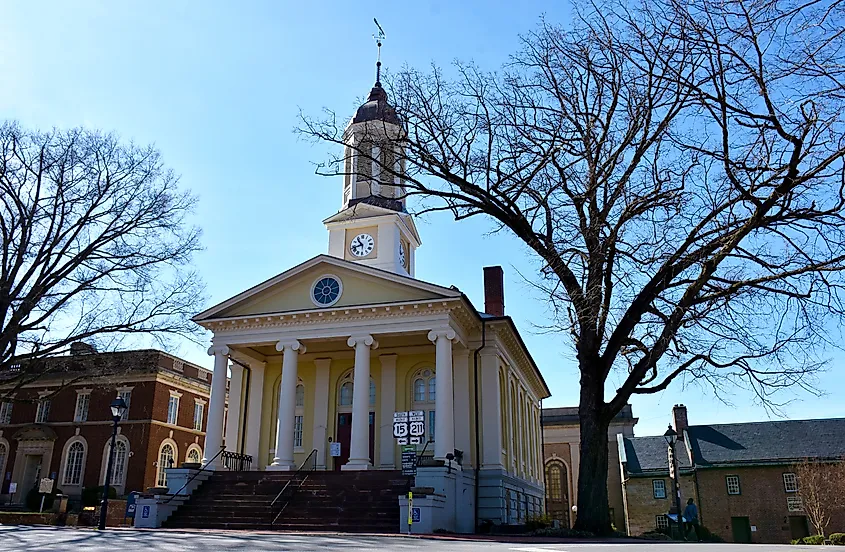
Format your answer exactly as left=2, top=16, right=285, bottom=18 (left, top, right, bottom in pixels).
left=573, top=372, right=613, bottom=536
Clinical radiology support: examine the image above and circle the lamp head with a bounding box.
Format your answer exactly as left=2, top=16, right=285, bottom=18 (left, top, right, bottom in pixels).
left=110, top=396, right=128, bottom=420
left=663, top=425, right=678, bottom=446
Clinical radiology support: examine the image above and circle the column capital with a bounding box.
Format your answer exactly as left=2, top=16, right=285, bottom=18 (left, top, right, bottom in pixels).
left=207, top=344, right=230, bottom=356
left=427, top=328, right=456, bottom=342
left=347, top=334, right=378, bottom=349
left=275, top=339, right=306, bottom=354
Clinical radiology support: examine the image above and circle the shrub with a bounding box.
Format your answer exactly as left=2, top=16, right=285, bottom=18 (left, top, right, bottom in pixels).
left=640, top=531, right=673, bottom=541
left=81, top=485, right=117, bottom=507
left=24, top=487, right=62, bottom=512
left=525, top=513, right=552, bottom=531
left=529, top=527, right=596, bottom=538
left=791, top=535, right=825, bottom=545
left=695, top=525, right=725, bottom=543
left=829, top=533, right=845, bottom=546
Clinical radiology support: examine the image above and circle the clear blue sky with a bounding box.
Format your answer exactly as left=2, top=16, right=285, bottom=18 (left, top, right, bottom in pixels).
left=2, top=1, right=840, bottom=436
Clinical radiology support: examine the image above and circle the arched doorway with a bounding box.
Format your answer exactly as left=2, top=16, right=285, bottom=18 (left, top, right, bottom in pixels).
left=333, top=370, right=375, bottom=470
left=545, top=459, right=571, bottom=527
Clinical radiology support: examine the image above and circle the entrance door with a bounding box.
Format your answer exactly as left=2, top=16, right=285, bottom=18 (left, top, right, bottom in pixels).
left=335, top=413, right=352, bottom=470
left=789, top=516, right=810, bottom=541
left=731, top=516, right=752, bottom=543
left=21, top=455, right=43, bottom=493
left=334, top=412, right=376, bottom=471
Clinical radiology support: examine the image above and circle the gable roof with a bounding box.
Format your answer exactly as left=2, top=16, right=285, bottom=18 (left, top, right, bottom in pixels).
left=621, top=418, right=845, bottom=475
left=193, top=254, right=461, bottom=322
left=686, top=418, right=845, bottom=467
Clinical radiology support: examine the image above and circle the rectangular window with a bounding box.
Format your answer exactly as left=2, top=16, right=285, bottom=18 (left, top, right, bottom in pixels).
left=653, top=479, right=667, bottom=499
left=293, top=415, right=303, bottom=448
left=193, top=402, right=204, bottom=431
left=119, top=390, right=132, bottom=421
left=0, top=402, right=12, bottom=424
left=35, top=400, right=51, bottom=423
left=726, top=475, right=741, bottom=495
left=74, top=393, right=90, bottom=422
left=428, top=410, right=436, bottom=442
left=787, top=496, right=803, bottom=512
left=783, top=472, right=798, bottom=493
left=656, top=515, right=670, bottom=530
left=167, top=395, right=180, bottom=425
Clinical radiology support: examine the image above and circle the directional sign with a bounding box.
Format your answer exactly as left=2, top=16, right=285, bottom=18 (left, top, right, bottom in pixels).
left=410, top=436, right=422, bottom=445
left=397, top=437, right=408, bottom=445
left=401, top=445, right=417, bottom=476
left=393, top=421, right=409, bottom=438
left=393, top=412, right=408, bottom=421
left=409, top=420, right=425, bottom=437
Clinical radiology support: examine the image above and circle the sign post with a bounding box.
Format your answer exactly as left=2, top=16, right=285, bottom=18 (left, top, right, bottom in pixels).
left=407, top=491, right=413, bottom=534
left=38, top=478, right=54, bottom=513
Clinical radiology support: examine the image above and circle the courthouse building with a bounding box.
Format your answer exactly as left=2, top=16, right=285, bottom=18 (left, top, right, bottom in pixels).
left=188, top=77, right=550, bottom=531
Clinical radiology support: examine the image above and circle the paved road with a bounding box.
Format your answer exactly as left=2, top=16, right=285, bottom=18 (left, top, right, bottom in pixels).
left=0, top=526, right=821, bottom=551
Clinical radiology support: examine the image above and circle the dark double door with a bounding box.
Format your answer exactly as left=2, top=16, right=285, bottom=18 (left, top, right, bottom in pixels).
left=334, top=412, right=375, bottom=470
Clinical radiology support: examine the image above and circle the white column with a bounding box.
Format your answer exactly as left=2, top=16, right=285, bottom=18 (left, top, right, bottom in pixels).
left=378, top=354, right=397, bottom=469
left=313, top=358, right=331, bottom=470
left=204, top=345, right=229, bottom=469
left=428, top=328, right=456, bottom=461
left=225, top=363, right=244, bottom=453
left=245, top=361, right=265, bottom=467
left=452, top=346, right=472, bottom=467
left=343, top=334, right=378, bottom=471
left=480, top=350, right=503, bottom=469
left=269, top=339, right=306, bottom=470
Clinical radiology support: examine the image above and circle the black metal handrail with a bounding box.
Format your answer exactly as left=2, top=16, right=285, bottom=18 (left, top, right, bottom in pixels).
left=416, top=440, right=438, bottom=467
left=164, top=445, right=226, bottom=503
left=222, top=450, right=252, bottom=471
left=270, top=448, right=318, bottom=525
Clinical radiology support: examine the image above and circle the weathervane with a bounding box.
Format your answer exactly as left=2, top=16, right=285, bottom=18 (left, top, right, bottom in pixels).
left=373, top=18, right=386, bottom=85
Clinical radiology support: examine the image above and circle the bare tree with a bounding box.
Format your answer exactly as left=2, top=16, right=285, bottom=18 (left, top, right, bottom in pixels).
left=299, top=0, right=845, bottom=534
left=794, top=458, right=845, bottom=537
left=0, top=123, right=204, bottom=395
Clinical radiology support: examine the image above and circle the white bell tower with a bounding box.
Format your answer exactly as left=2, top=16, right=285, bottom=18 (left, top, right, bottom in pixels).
left=324, top=70, right=420, bottom=277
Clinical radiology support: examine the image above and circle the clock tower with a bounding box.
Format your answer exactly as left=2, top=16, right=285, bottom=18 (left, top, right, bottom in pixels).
left=324, top=75, right=420, bottom=277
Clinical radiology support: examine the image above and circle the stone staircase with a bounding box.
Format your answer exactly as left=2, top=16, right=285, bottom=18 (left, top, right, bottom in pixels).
left=163, top=470, right=410, bottom=532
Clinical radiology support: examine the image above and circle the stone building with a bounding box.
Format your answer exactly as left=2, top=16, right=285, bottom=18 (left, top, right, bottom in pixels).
left=618, top=404, right=845, bottom=543
left=178, top=74, right=551, bottom=533
left=0, top=348, right=213, bottom=502
left=541, top=405, right=637, bottom=530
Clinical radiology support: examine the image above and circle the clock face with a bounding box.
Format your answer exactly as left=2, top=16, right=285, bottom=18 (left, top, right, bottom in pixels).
left=350, top=233, right=375, bottom=257
left=399, top=242, right=407, bottom=268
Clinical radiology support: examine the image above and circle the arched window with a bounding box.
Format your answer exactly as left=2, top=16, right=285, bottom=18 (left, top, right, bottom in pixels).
left=339, top=382, right=353, bottom=406
left=63, top=441, right=85, bottom=486
left=295, top=384, right=305, bottom=407
left=414, top=379, right=425, bottom=402
left=186, top=446, right=201, bottom=464
left=546, top=463, right=562, bottom=501
left=157, top=443, right=176, bottom=487
left=410, top=368, right=436, bottom=443
left=0, top=442, right=7, bottom=483
left=111, top=440, right=128, bottom=487
left=545, top=459, right=570, bottom=527
left=337, top=372, right=376, bottom=408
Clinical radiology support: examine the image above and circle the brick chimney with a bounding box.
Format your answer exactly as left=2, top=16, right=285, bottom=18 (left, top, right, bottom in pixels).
left=483, top=266, right=505, bottom=317
left=672, top=404, right=689, bottom=440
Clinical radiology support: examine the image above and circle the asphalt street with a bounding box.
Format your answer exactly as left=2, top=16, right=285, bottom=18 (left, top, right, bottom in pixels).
left=0, top=526, right=822, bottom=551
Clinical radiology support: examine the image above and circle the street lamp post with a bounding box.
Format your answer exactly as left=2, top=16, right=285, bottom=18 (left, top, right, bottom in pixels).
left=98, top=396, right=128, bottom=530
left=663, top=426, right=683, bottom=538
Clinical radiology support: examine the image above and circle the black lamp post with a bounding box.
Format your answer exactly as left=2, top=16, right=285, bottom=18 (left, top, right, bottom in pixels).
left=663, top=425, right=683, bottom=536
left=98, top=396, right=128, bottom=530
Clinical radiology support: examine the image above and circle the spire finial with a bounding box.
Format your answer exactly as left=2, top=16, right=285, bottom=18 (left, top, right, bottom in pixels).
left=373, top=18, right=386, bottom=86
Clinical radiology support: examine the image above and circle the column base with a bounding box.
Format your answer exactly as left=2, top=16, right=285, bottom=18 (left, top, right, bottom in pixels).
left=341, top=460, right=373, bottom=471
left=266, top=461, right=296, bottom=471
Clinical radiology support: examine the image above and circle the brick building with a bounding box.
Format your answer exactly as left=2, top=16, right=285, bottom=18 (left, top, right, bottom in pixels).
left=541, top=405, right=637, bottom=530
left=618, top=405, right=845, bottom=543
left=0, top=347, right=214, bottom=504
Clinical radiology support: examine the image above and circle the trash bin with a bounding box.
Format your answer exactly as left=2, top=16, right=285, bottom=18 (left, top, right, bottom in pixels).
left=53, top=494, right=68, bottom=514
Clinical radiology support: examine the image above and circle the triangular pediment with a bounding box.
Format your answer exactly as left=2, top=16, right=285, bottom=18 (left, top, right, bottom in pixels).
left=193, top=255, right=460, bottom=321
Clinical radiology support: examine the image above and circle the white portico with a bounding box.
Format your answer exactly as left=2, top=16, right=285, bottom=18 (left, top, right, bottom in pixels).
left=191, top=77, right=551, bottom=532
